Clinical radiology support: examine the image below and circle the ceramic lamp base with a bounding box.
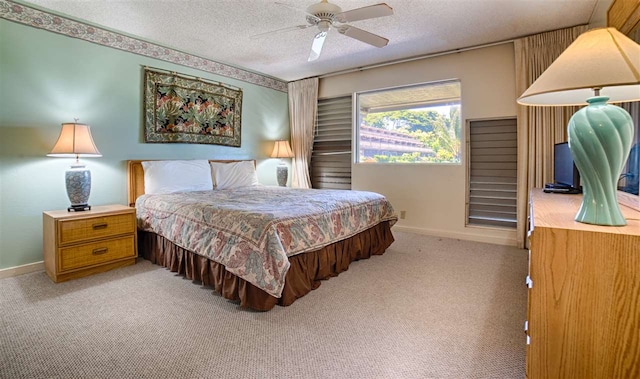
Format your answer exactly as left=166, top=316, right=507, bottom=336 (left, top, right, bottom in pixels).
left=65, top=164, right=92, bottom=212
left=568, top=96, right=634, bottom=226
left=276, top=163, right=288, bottom=187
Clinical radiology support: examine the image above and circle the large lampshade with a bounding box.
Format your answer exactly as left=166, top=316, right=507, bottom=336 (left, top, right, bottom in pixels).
left=48, top=123, right=102, bottom=157
left=271, top=140, right=294, bottom=158
left=518, top=28, right=640, bottom=106
left=518, top=27, right=640, bottom=226
left=271, top=140, right=294, bottom=186
left=48, top=122, right=102, bottom=211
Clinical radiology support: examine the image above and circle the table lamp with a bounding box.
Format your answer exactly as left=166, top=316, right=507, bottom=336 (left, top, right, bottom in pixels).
left=271, top=140, right=294, bottom=186
left=518, top=27, right=640, bottom=226
left=47, top=120, right=102, bottom=211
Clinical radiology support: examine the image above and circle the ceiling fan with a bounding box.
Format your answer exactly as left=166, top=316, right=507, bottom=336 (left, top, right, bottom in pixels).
left=254, top=1, right=394, bottom=62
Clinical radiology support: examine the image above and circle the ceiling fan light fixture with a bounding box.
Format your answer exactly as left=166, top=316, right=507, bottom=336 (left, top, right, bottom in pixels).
left=306, top=0, right=342, bottom=20
left=318, top=20, right=331, bottom=32
left=263, top=1, right=393, bottom=61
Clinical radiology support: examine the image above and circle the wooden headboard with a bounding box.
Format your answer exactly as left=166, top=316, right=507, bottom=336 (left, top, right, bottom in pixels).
left=127, top=159, right=254, bottom=207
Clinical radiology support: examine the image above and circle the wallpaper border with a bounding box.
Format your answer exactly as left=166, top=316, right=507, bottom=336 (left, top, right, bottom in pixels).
left=0, top=0, right=288, bottom=93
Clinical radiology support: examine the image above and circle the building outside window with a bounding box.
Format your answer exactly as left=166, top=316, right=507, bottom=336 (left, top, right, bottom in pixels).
left=355, top=80, right=462, bottom=164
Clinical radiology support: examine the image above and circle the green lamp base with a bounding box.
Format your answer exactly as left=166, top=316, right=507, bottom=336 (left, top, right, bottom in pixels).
left=568, top=96, right=634, bottom=226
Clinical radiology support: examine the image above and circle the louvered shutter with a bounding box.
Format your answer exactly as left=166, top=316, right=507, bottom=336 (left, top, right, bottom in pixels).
left=311, top=96, right=352, bottom=190
left=468, top=118, right=517, bottom=228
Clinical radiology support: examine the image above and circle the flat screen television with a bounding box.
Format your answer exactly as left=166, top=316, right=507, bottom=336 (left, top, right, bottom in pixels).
left=620, top=142, right=639, bottom=195
left=554, top=142, right=581, bottom=190
left=554, top=139, right=639, bottom=196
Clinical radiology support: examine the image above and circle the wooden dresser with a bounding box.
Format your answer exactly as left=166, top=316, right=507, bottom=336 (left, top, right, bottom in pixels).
left=43, top=205, right=137, bottom=282
left=526, top=190, right=640, bottom=378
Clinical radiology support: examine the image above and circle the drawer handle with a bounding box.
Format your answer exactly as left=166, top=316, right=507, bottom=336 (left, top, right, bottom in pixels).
left=92, top=248, right=108, bottom=255
left=92, top=223, right=108, bottom=230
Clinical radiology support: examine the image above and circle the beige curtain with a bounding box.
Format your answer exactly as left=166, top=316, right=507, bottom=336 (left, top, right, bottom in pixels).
left=514, top=25, right=587, bottom=248
left=288, top=77, right=319, bottom=188
left=621, top=29, right=640, bottom=143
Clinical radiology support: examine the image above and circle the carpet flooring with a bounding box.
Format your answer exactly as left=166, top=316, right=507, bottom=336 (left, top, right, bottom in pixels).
left=0, top=231, right=528, bottom=378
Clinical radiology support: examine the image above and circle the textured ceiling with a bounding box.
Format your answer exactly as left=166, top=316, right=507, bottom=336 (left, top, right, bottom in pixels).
left=21, top=0, right=609, bottom=82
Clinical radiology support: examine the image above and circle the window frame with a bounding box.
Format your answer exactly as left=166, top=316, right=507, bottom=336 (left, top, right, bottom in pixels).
left=354, top=79, right=463, bottom=165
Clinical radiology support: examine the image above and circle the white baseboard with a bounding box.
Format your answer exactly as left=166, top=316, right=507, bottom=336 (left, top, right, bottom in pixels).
left=392, top=225, right=519, bottom=247
left=0, top=261, right=45, bottom=279
left=0, top=226, right=517, bottom=279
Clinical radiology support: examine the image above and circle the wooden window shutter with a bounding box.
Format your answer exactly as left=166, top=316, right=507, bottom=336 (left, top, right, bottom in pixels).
left=311, top=96, right=353, bottom=190
left=468, top=118, right=517, bottom=228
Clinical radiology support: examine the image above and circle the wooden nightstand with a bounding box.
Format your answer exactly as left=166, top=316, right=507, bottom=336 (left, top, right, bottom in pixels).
left=43, top=205, right=137, bottom=282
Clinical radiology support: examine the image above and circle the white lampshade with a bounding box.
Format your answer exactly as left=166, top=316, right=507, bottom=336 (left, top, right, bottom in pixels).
left=271, top=140, right=294, bottom=158
left=47, top=122, right=102, bottom=158
left=517, top=27, right=640, bottom=106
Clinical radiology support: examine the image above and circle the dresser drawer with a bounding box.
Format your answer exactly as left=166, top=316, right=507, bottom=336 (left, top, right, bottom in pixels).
left=59, top=235, right=136, bottom=271
left=58, top=212, right=135, bottom=245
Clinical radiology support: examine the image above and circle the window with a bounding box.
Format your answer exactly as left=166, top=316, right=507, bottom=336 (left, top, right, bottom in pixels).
left=467, top=118, right=517, bottom=229
left=355, top=80, right=461, bottom=164
left=310, top=96, right=352, bottom=190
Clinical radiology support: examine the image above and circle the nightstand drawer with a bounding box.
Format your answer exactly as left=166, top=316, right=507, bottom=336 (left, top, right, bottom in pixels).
left=59, top=213, right=135, bottom=245
left=59, top=235, right=136, bottom=271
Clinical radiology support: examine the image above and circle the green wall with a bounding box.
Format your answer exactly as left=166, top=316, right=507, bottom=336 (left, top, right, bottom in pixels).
left=0, top=19, right=290, bottom=269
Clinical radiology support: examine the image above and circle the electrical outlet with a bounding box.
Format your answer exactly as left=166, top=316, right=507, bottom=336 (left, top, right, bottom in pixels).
left=400, top=210, right=406, bottom=219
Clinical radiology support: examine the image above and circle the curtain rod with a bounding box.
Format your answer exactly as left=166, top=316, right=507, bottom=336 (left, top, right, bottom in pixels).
left=142, top=65, right=242, bottom=91
left=317, top=40, right=513, bottom=79
left=317, top=24, right=590, bottom=79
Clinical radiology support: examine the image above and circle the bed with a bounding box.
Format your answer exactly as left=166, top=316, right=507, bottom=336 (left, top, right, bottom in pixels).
left=128, top=159, right=397, bottom=311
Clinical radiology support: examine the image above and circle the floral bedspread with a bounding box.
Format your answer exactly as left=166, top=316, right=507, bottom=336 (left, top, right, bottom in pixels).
left=136, top=186, right=397, bottom=298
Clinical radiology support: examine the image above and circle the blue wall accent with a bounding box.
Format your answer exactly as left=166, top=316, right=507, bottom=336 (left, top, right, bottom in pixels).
left=0, top=19, right=290, bottom=269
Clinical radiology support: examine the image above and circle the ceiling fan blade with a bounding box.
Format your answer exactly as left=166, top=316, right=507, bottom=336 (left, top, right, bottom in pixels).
left=275, top=2, right=321, bottom=23
left=250, top=24, right=314, bottom=39
left=335, top=3, right=393, bottom=23
left=308, top=31, right=328, bottom=62
left=338, top=25, right=389, bottom=48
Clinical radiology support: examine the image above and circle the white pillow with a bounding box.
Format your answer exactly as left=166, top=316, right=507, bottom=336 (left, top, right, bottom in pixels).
left=210, top=161, right=259, bottom=189
left=142, top=160, right=213, bottom=195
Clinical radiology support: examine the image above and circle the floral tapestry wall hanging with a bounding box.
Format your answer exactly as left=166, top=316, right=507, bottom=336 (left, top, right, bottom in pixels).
left=143, top=67, right=243, bottom=146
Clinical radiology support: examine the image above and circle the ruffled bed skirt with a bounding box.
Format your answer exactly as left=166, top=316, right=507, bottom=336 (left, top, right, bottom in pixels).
left=139, top=221, right=395, bottom=311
